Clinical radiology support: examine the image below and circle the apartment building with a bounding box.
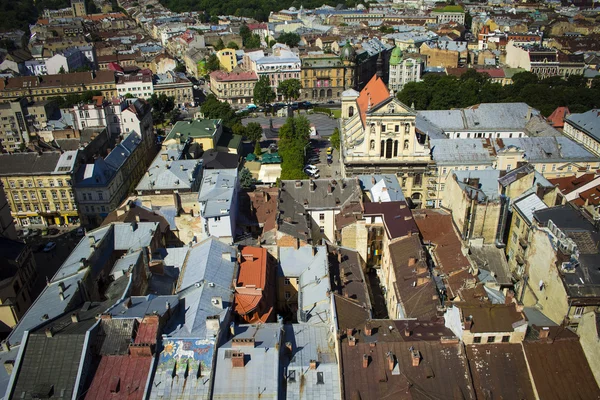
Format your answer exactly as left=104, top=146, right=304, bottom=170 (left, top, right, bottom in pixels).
left=0, top=238, right=36, bottom=328
left=153, top=71, right=193, bottom=107
left=216, top=48, right=237, bottom=72
left=300, top=52, right=355, bottom=102
left=209, top=70, right=258, bottom=107
left=388, top=48, right=423, bottom=93
left=0, top=99, right=58, bottom=151
left=0, top=151, right=79, bottom=227
left=244, top=48, right=301, bottom=99
left=0, top=71, right=117, bottom=103
left=116, top=70, right=154, bottom=99
left=563, top=108, right=600, bottom=156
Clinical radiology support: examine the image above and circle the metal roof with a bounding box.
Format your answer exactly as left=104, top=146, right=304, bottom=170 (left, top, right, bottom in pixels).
left=430, top=139, right=495, bottom=165
left=565, top=108, right=600, bottom=141
left=513, top=193, right=548, bottom=225
left=198, top=168, right=238, bottom=218
left=136, top=149, right=202, bottom=192
left=358, top=174, right=405, bottom=202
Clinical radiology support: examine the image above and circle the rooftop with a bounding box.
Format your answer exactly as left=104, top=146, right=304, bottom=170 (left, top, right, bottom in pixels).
left=356, top=75, right=391, bottom=125
left=357, top=174, right=405, bottom=202
left=234, top=246, right=275, bottom=324
left=363, top=201, right=418, bottom=239
left=164, top=119, right=221, bottom=144
left=0, top=151, right=76, bottom=176
left=565, top=108, right=600, bottom=141
left=136, top=149, right=202, bottom=192
left=198, top=168, right=237, bottom=219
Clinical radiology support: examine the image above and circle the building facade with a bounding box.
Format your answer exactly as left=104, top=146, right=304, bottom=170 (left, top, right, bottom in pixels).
left=300, top=53, right=355, bottom=102
left=209, top=70, right=258, bottom=107
left=388, top=48, right=423, bottom=94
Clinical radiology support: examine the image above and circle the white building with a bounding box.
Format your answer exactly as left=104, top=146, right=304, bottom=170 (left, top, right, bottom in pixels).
left=24, top=60, right=47, bottom=76
left=388, top=47, right=423, bottom=93
left=198, top=168, right=238, bottom=243
left=45, top=48, right=87, bottom=75
left=244, top=47, right=301, bottom=99
left=116, top=71, right=154, bottom=99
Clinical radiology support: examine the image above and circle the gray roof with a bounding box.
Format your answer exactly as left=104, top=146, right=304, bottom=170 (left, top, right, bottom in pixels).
left=103, top=131, right=142, bottom=171
left=495, top=137, right=597, bottom=163
left=415, top=113, right=446, bottom=139
left=198, top=168, right=237, bottom=218
left=213, top=323, right=282, bottom=400
left=279, top=246, right=327, bottom=277
left=280, top=178, right=362, bottom=210
left=136, top=149, right=202, bottom=192
left=177, top=238, right=236, bottom=293
left=430, top=139, right=495, bottom=165
left=283, top=324, right=341, bottom=400
left=513, top=193, right=548, bottom=225
left=294, top=247, right=331, bottom=325
left=0, top=152, right=68, bottom=176
left=565, top=108, right=600, bottom=141
left=76, top=158, right=114, bottom=187
left=108, top=294, right=179, bottom=319
left=469, top=245, right=511, bottom=286
left=453, top=169, right=501, bottom=201
left=358, top=174, right=405, bottom=202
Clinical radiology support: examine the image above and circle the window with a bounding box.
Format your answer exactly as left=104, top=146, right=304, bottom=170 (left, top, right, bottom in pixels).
left=97, top=192, right=103, bottom=201
left=57, top=180, right=63, bottom=187
left=60, top=191, right=66, bottom=199
left=574, top=306, right=585, bottom=317
left=284, top=278, right=291, bottom=285
left=51, top=191, right=58, bottom=200
left=395, top=125, right=399, bottom=132
left=27, top=180, right=33, bottom=188
left=285, top=291, right=291, bottom=299
left=515, top=217, right=521, bottom=228
left=49, top=180, right=55, bottom=187
left=13, top=193, right=19, bottom=201
left=506, top=164, right=512, bottom=171
left=512, top=232, right=518, bottom=243
left=501, top=336, right=510, bottom=343
left=41, top=191, right=47, bottom=200
left=319, top=213, right=325, bottom=221
left=9, top=181, right=15, bottom=188
left=37, top=180, right=43, bottom=187
left=473, top=336, right=481, bottom=343
left=381, top=124, right=386, bottom=132
left=487, top=336, right=495, bottom=343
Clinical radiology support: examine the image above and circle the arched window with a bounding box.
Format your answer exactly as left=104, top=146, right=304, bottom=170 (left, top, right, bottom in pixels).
left=319, top=89, right=325, bottom=98
left=370, top=140, right=375, bottom=150
left=327, top=89, right=332, bottom=97
left=385, top=138, right=393, bottom=159
left=349, top=106, right=355, bottom=117
left=403, top=139, right=409, bottom=150
left=393, top=140, right=399, bottom=157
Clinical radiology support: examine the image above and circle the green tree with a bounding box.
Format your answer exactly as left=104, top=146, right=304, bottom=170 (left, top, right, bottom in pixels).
left=206, top=53, right=221, bottom=72
left=245, top=122, right=263, bottom=145
left=278, top=79, right=302, bottom=103
left=210, top=16, right=219, bottom=24
left=253, top=76, right=276, bottom=114
left=58, top=66, right=66, bottom=74
left=378, top=25, right=394, bottom=34
left=240, top=24, right=251, bottom=44
left=277, top=32, right=300, bottom=47
left=268, top=39, right=276, bottom=47
left=278, top=115, right=310, bottom=180
left=200, top=94, right=239, bottom=127
left=124, top=93, right=135, bottom=99
left=239, top=167, right=255, bottom=189
left=149, top=93, right=176, bottom=125
left=245, top=34, right=262, bottom=49
left=330, top=127, right=341, bottom=151
left=174, top=62, right=187, bottom=73
left=227, top=41, right=239, bottom=50
left=169, top=108, right=181, bottom=125
left=214, top=38, right=225, bottom=51
left=232, top=122, right=247, bottom=137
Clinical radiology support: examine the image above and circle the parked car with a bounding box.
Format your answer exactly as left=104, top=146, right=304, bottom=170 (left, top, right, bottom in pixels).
left=305, top=166, right=319, bottom=175
left=326, top=147, right=333, bottom=155
left=43, top=242, right=57, bottom=252
left=305, top=164, right=318, bottom=170
left=76, top=227, right=85, bottom=237
left=327, top=100, right=335, bottom=104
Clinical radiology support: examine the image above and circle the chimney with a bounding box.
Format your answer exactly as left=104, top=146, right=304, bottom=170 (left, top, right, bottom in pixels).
left=410, top=348, right=420, bottom=367
left=211, top=296, right=223, bottom=309
left=364, top=322, right=372, bottom=336
left=505, top=290, right=514, bottom=305
left=222, top=252, right=233, bottom=261
left=310, top=180, right=316, bottom=192
left=346, top=327, right=353, bottom=337
left=71, top=313, right=79, bottom=323
left=527, top=106, right=532, bottom=120
left=124, top=297, right=133, bottom=309
left=59, top=292, right=65, bottom=301
left=327, top=183, right=333, bottom=194
left=206, top=315, right=219, bottom=338
left=309, top=359, right=317, bottom=370
left=312, top=246, right=317, bottom=256
left=79, top=258, right=86, bottom=269
left=231, top=351, right=245, bottom=368
left=161, top=153, right=168, bottom=161
left=88, top=236, right=96, bottom=248
left=337, top=252, right=342, bottom=262
left=230, top=322, right=236, bottom=337
left=3, top=360, right=14, bottom=375
left=285, top=342, right=293, bottom=356
left=386, top=352, right=395, bottom=371
left=371, top=176, right=376, bottom=184
left=45, top=328, right=53, bottom=338
left=539, top=327, right=550, bottom=339
left=135, top=215, right=140, bottom=223
left=362, top=354, right=369, bottom=368
left=0, top=340, right=10, bottom=352
left=404, top=327, right=412, bottom=337
left=349, top=335, right=356, bottom=347
left=58, top=282, right=65, bottom=294
left=232, top=338, right=255, bottom=347
left=408, top=257, right=417, bottom=267
left=295, top=180, right=302, bottom=188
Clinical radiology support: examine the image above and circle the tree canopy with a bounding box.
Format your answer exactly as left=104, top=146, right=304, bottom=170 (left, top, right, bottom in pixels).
left=254, top=76, right=276, bottom=110
left=397, top=70, right=600, bottom=116
left=278, top=79, right=301, bottom=103
left=278, top=115, right=310, bottom=180
left=149, top=93, right=176, bottom=125
left=200, top=94, right=240, bottom=128
left=276, top=32, right=300, bottom=47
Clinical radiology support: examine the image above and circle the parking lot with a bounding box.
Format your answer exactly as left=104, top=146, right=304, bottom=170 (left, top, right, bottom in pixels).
left=305, top=139, right=341, bottom=179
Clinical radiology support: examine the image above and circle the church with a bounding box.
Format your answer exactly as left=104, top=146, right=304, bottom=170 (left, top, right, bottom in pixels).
left=339, top=74, right=434, bottom=207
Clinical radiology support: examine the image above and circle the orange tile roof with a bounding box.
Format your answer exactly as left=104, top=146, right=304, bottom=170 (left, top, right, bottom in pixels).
left=547, top=106, right=570, bottom=128
left=234, top=246, right=274, bottom=323
left=549, top=173, right=596, bottom=194
left=356, top=75, right=390, bottom=125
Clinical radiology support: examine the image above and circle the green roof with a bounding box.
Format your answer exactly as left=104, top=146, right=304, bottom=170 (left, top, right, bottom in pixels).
left=261, top=152, right=282, bottom=164
left=433, top=5, right=464, bottom=12
left=165, top=119, right=222, bottom=143
left=217, top=132, right=242, bottom=150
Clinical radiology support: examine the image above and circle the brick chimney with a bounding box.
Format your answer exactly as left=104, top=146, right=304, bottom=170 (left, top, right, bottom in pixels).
left=410, top=348, right=420, bottom=367
left=408, top=257, right=417, bottom=267
left=464, top=315, right=473, bottom=331
left=309, top=359, right=317, bottom=370
left=362, top=354, right=369, bottom=368
left=231, top=351, right=245, bottom=368
left=364, top=322, right=372, bottom=336
left=386, top=352, right=395, bottom=371
left=404, top=327, right=411, bottom=337
left=349, top=335, right=356, bottom=347
left=337, top=251, right=343, bottom=262
left=346, top=327, right=354, bottom=337
left=539, top=327, right=550, bottom=339
left=310, top=180, right=316, bottom=192
left=232, top=338, right=255, bottom=347
left=505, top=290, right=515, bottom=305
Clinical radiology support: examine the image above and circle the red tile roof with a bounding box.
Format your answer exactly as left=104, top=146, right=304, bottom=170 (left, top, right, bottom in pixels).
left=134, top=318, right=158, bottom=345
left=356, top=75, right=390, bottom=125
left=547, top=106, right=570, bottom=128
left=476, top=68, right=505, bottom=78
left=549, top=173, right=596, bottom=195
left=234, top=246, right=275, bottom=324
left=363, top=201, right=418, bottom=239
left=84, top=355, right=152, bottom=400
left=210, top=70, right=258, bottom=82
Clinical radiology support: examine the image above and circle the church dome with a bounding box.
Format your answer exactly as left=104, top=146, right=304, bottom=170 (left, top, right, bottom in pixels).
left=340, top=42, right=356, bottom=61
left=389, top=47, right=403, bottom=66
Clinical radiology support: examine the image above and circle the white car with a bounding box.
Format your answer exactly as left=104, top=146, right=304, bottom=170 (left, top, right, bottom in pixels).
left=304, top=166, right=319, bottom=174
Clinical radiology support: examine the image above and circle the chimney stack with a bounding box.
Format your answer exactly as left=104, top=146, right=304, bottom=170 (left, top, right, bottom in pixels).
left=58, top=282, right=65, bottom=294
left=309, top=360, right=317, bottom=370
left=59, top=292, right=65, bottom=301
left=364, top=322, right=372, bottom=336
left=346, top=327, right=353, bottom=337
left=231, top=351, right=245, bottom=368
left=310, top=180, right=316, bottom=192
left=1, top=340, right=10, bottom=352
left=285, top=342, right=293, bottom=356
left=505, top=290, right=515, bottom=305
left=404, top=327, right=412, bottom=337
left=539, top=327, right=550, bottom=339
left=408, top=257, right=417, bottom=267
left=362, top=354, right=369, bottom=368
left=386, top=352, right=395, bottom=371
left=349, top=336, right=356, bottom=347
left=312, top=246, right=317, bottom=256
left=464, top=315, right=473, bottom=331
left=3, top=360, right=14, bottom=375
left=71, top=313, right=79, bottom=323
left=124, top=297, right=133, bottom=309
left=45, top=328, right=53, bottom=338
left=410, top=348, right=420, bottom=367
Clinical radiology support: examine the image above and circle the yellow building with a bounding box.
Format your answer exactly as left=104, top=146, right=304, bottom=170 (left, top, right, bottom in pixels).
left=216, top=48, right=237, bottom=72
left=71, top=0, right=87, bottom=17
left=0, top=71, right=117, bottom=103
left=0, top=151, right=80, bottom=227
left=300, top=52, right=355, bottom=102
left=162, top=119, right=224, bottom=152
